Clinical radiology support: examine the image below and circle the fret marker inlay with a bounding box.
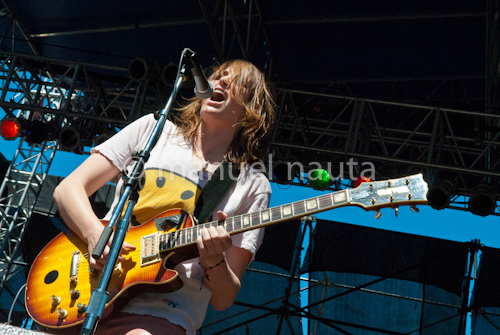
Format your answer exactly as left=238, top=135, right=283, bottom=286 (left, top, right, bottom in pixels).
left=283, top=206, right=292, bottom=215
left=262, top=211, right=269, bottom=220
left=334, top=193, right=346, bottom=202
left=306, top=199, right=317, bottom=210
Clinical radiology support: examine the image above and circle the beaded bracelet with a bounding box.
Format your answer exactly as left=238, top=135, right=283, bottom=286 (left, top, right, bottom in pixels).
left=199, top=254, right=226, bottom=284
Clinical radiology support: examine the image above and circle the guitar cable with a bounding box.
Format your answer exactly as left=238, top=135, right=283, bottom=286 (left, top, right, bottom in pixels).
left=8, top=283, right=26, bottom=325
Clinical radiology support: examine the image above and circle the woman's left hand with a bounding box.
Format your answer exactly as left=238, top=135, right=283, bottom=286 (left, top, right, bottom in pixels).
left=197, top=211, right=232, bottom=268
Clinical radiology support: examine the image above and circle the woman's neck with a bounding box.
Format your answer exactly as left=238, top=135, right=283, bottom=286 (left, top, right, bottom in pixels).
left=194, top=122, right=239, bottom=163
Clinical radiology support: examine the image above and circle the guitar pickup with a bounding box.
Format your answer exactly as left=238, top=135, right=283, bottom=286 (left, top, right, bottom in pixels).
left=70, top=250, right=80, bottom=283
left=141, top=232, right=161, bottom=267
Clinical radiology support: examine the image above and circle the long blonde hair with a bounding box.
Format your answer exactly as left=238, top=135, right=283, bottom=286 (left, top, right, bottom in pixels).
left=175, top=59, right=275, bottom=165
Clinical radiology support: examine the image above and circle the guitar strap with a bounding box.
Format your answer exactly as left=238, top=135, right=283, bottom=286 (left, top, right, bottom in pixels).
left=193, top=160, right=240, bottom=224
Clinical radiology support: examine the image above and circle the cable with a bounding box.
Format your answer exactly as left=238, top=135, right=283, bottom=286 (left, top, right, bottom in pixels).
left=8, top=283, right=26, bottom=325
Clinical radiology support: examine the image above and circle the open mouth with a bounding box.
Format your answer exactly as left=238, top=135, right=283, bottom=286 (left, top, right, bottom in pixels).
left=211, top=90, right=225, bottom=102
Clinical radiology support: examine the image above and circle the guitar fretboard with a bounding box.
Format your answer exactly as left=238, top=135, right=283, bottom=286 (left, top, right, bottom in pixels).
left=157, top=189, right=350, bottom=252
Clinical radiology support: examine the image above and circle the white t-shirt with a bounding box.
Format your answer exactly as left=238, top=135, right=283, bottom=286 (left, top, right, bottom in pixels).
left=91, top=114, right=271, bottom=334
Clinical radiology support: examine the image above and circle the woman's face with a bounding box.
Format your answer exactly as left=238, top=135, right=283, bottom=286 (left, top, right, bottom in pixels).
left=200, top=67, right=247, bottom=129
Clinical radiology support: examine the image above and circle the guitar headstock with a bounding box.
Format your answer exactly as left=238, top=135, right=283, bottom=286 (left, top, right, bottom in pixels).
left=348, top=174, right=428, bottom=213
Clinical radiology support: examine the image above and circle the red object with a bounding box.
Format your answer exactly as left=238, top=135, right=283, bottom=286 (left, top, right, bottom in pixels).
left=354, top=176, right=372, bottom=188
left=0, top=119, right=20, bottom=139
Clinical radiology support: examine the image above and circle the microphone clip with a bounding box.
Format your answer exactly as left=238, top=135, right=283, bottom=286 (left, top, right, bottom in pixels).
left=183, top=48, right=214, bottom=99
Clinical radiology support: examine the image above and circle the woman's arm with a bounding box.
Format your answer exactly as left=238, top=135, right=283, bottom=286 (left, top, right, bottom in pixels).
left=196, top=211, right=253, bottom=311
left=53, top=153, right=134, bottom=270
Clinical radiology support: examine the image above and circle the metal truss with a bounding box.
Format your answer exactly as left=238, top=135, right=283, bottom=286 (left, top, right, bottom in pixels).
left=0, top=52, right=163, bottom=134
left=269, top=88, right=500, bottom=216
left=0, top=137, right=57, bottom=313
left=0, top=51, right=156, bottom=312
left=198, top=0, right=500, bottom=215
left=196, top=0, right=278, bottom=75
left=1, top=52, right=496, bottom=214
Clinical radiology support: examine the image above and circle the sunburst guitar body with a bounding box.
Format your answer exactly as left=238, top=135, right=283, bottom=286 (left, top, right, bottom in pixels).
left=25, top=209, right=194, bottom=329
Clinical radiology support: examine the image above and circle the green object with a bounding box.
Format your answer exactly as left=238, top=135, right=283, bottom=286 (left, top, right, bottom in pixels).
left=309, top=169, right=331, bottom=189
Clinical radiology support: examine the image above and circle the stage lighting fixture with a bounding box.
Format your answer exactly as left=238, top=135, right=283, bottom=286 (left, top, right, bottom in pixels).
left=128, top=57, right=160, bottom=82
left=162, top=62, right=179, bottom=88
left=58, top=126, right=91, bottom=152
left=427, top=179, right=455, bottom=210
left=0, top=117, right=61, bottom=144
left=308, top=168, right=332, bottom=190
left=353, top=176, right=372, bottom=188
left=25, top=120, right=59, bottom=144
left=0, top=117, right=28, bottom=140
left=468, top=183, right=496, bottom=217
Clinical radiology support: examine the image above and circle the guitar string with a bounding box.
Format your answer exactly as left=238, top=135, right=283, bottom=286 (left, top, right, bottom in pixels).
left=73, top=194, right=334, bottom=269
left=92, top=195, right=329, bottom=248
left=108, top=195, right=328, bottom=246
left=54, top=200, right=351, bottom=287
left=36, top=194, right=355, bottom=307
left=74, top=204, right=312, bottom=264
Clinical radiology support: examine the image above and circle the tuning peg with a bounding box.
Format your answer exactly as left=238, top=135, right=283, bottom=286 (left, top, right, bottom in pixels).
left=394, top=207, right=399, bottom=217
left=375, top=210, right=382, bottom=219
left=410, top=205, right=419, bottom=213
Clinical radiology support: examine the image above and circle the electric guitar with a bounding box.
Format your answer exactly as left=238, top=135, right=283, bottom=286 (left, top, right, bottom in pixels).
left=25, top=174, right=428, bottom=329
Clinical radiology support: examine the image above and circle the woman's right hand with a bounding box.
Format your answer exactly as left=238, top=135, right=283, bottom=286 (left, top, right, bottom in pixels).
left=86, top=229, right=136, bottom=271
left=53, top=153, right=136, bottom=271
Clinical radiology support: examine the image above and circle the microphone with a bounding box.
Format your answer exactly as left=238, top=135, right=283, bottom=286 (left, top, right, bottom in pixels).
left=185, top=49, right=214, bottom=99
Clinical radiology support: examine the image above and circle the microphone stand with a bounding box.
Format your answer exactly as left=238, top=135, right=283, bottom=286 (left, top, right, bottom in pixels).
left=79, top=56, right=188, bottom=335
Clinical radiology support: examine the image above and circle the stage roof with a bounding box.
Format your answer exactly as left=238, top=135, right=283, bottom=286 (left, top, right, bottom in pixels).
left=1, top=1, right=487, bottom=105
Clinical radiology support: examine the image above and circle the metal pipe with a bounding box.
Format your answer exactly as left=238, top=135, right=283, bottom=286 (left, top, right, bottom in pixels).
left=273, top=141, right=500, bottom=177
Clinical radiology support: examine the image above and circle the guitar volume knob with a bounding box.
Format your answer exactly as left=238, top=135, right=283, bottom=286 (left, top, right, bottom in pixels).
left=70, top=289, right=80, bottom=300
left=50, top=295, right=61, bottom=306
left=57, top=308, right=68, bottom=320
left=77, top=303, right=87, bottom=313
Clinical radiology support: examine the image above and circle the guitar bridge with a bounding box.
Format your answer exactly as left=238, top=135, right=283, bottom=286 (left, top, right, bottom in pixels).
left=141, top=232, right=161, bottom=267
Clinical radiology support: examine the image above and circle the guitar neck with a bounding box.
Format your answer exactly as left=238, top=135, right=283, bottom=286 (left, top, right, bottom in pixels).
left=157, top=173, right=427, bottom=253
left=158, top=189, right=351, bottom=252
